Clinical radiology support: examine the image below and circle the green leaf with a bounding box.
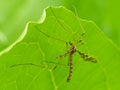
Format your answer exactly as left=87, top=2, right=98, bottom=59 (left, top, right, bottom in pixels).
left=0, top=0, right=63, bottom=51
left=0, top=6, right=120, bottom=90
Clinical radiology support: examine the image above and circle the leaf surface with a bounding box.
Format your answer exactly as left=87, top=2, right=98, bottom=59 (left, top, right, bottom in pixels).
left=0, top=6, right=120, bottom=90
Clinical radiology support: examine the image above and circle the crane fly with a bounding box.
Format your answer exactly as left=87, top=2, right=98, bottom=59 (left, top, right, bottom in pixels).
left=10, top=7, right=97, bottom=82
left=35, top=26, right=97, bottom=82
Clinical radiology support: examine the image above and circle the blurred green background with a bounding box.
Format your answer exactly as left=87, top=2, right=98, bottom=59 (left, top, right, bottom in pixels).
left=0, top=0, right=120, bottom=51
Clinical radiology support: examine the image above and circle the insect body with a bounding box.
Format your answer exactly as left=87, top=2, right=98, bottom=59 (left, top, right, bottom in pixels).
left=67, top=44, right=76, bottom=82
left=35, top=15, right=97, bottom=81
left=54, top=41, right=97, bottom=82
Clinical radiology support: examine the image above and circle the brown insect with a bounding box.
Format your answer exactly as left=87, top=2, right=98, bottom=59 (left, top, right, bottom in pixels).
left=35, top=26, right=97, bottom=82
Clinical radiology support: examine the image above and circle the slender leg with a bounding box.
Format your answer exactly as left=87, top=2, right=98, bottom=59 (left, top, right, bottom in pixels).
left=53, top=51, right=69, bottom=70
left=10, top=63, right=52, bottom=69
left=10, top=60, right=69, bottom=70
left=53, top=42, right=70, bottom=70
left=56, top=51, right=69, bottom=59
left=42, top=61, right=68, bottom=67
left=76, top=50, right=97, bottom=63
left=35, top=26, right=67, bottom=43
left=55, top=42, right=69, bottom=59
left=72, top=5, right=85, bottom=36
